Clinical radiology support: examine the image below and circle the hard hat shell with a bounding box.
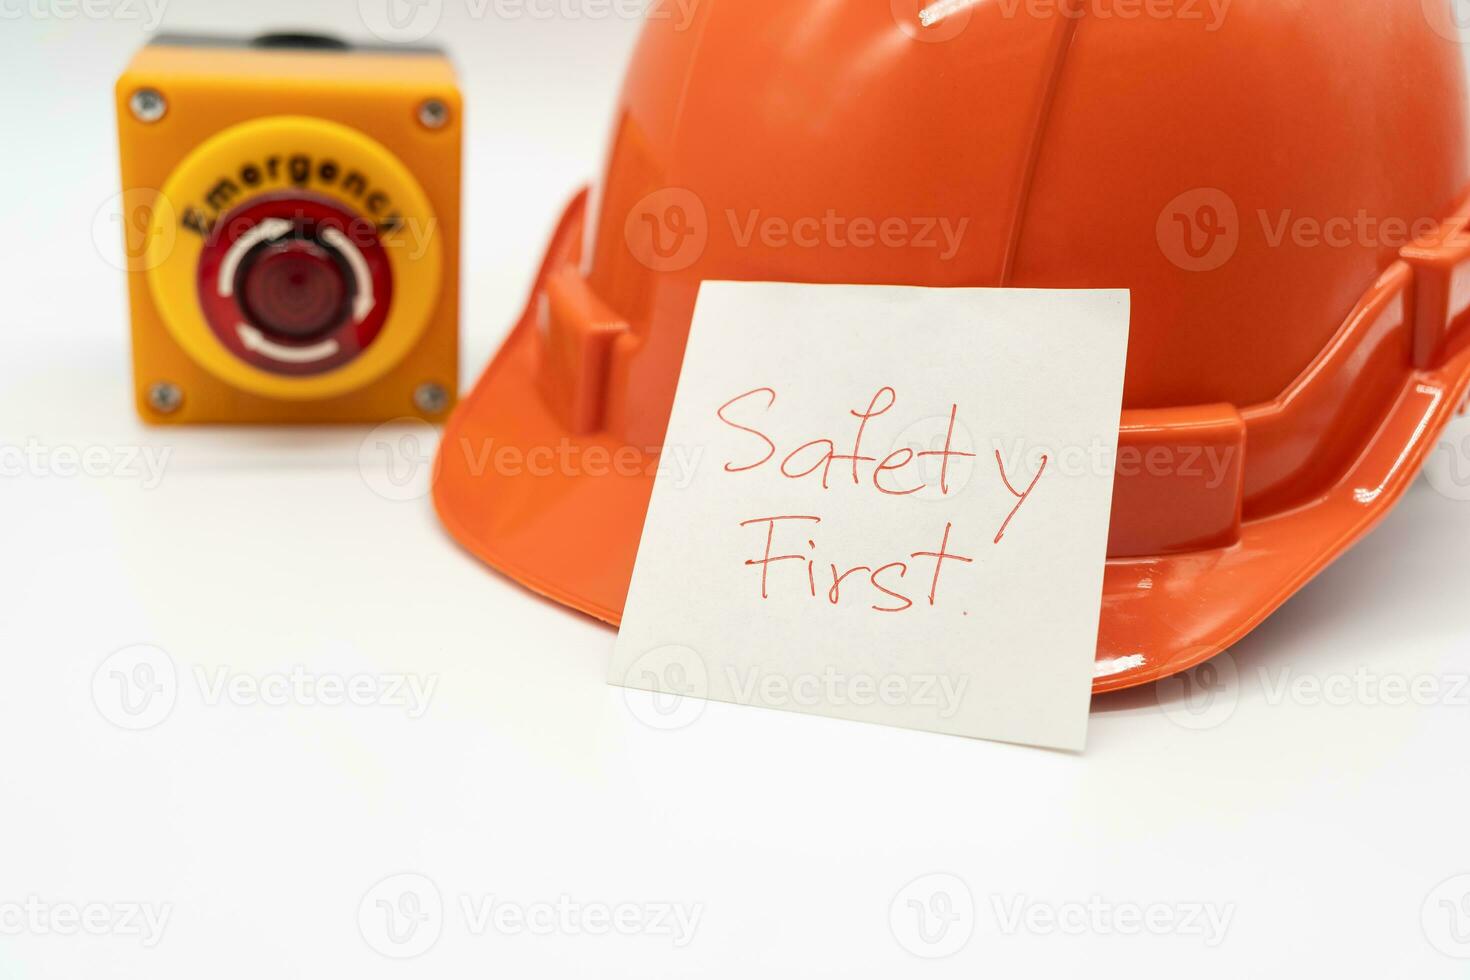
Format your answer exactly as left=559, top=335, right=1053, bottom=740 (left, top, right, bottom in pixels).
left=435, top=0, right=1470, bottom=692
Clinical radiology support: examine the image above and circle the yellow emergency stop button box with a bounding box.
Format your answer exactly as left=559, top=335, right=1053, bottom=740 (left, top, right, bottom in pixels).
left=115, top=33, right=461, bottom=423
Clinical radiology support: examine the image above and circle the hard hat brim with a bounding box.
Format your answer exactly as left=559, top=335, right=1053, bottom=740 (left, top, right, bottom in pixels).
left=434, top=193, right=1470, bottom=695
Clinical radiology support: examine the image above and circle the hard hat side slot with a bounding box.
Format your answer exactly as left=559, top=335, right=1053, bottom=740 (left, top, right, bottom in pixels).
left=1108, top=404, right=1245, bottom=559
left=1403, top=193, right=1470, bottom=371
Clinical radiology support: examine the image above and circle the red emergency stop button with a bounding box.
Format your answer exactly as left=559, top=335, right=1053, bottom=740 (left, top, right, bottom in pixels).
left=238, top=238, right=350, bottom=340
left=195, top=193, right=394, bottom=376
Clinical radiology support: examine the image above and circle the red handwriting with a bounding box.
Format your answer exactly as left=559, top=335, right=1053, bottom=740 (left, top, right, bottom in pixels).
left=909, top=521, right=973, bottom=605
left=717, top=387, right=975, bottom=495
left=741, top=516, right=975, bottom=613
left=993, top=450, right=1048, bottom=544
left=724, top=387, right=1050, bottom=610
left=716, top=388, right=777, bottom=472
left=739, top=514, right=821, bottom=599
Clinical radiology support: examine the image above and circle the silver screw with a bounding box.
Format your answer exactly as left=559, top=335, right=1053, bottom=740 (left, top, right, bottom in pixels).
left=146, top=381, right=182, bottom=414
left=417, top=99, right=450, bottom=130
left=414, top=382, right=449, bottom=414
left=129, top=88, right=167, bottom=124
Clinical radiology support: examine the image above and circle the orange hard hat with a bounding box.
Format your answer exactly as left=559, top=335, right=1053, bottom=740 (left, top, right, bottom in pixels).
left=436, top=0, right=1470, bottom=693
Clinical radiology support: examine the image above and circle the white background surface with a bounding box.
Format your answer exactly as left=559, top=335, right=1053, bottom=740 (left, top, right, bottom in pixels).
left=3, top=3, right=1470, bottom=977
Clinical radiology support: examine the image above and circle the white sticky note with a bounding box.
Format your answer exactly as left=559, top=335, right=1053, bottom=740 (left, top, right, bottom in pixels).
left=610, top=283, right=1130, bottom=750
